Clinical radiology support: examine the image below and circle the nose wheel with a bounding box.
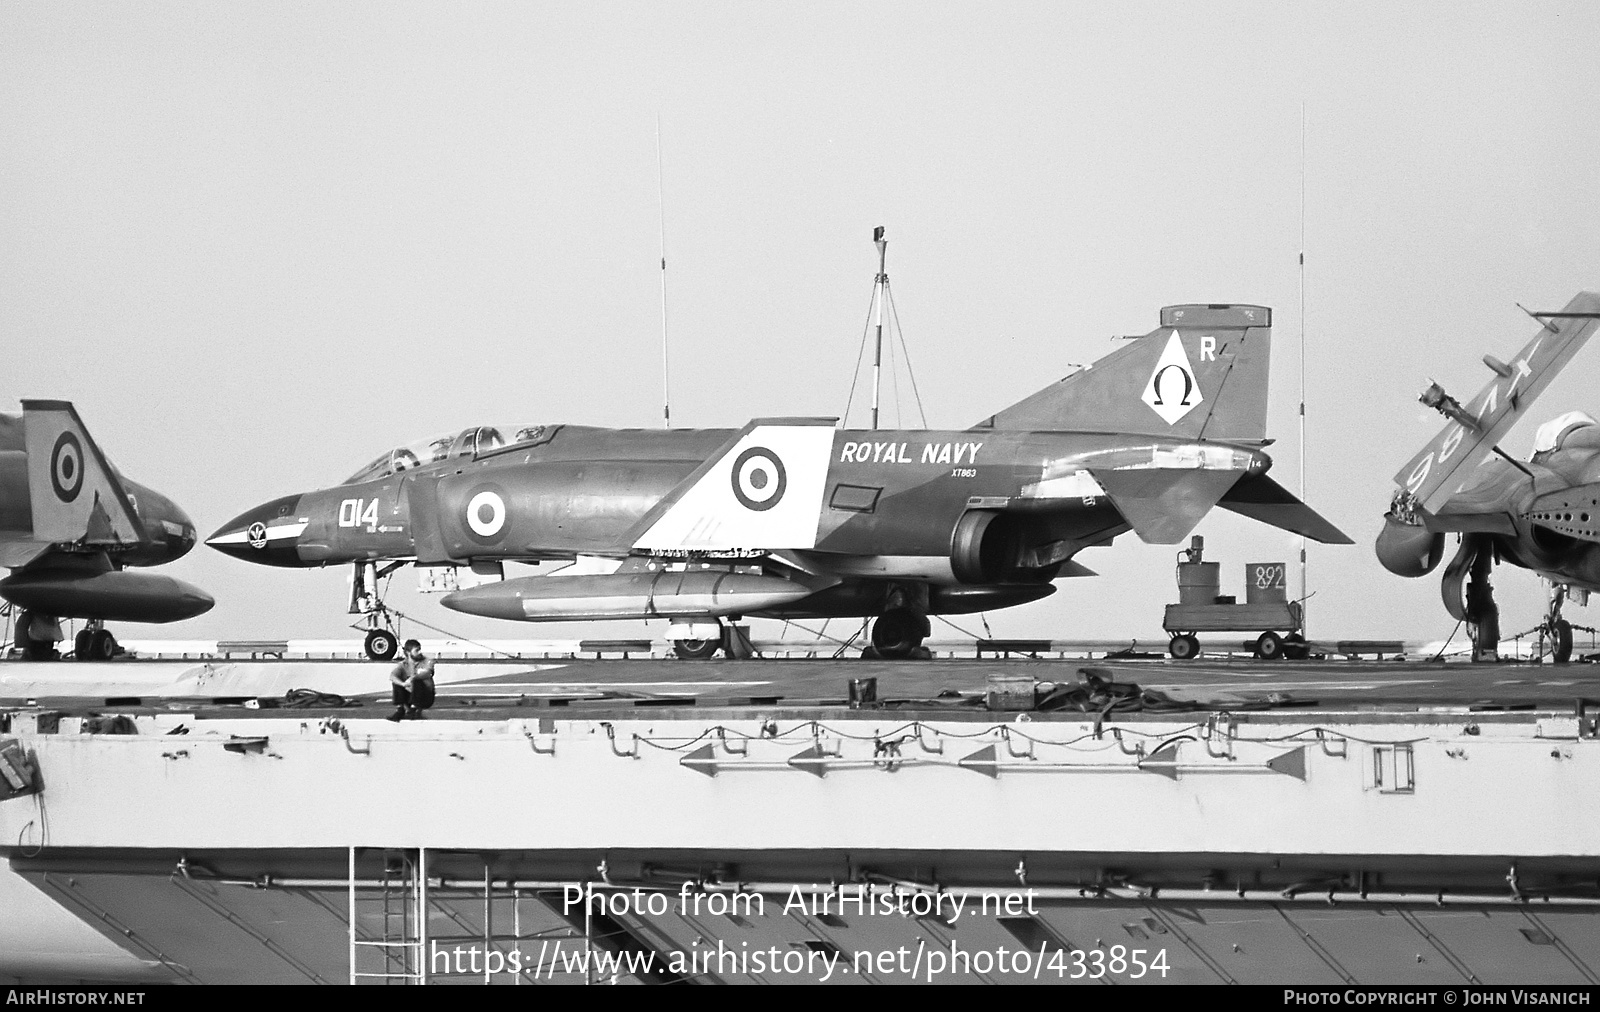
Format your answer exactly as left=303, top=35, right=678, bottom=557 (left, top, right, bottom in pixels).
left=363, top=627, right=399, bottom=661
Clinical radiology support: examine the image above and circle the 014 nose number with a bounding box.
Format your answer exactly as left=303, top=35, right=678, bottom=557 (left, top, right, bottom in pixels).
left=338, top=498, right=380, bottom=530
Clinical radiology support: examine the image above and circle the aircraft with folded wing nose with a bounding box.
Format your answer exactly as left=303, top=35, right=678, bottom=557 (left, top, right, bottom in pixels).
left=210, top=303, right=1349, bottom=660
left=1375, top=292, right=1600, bottom=661
left=0, top=400, right=213, bottom=660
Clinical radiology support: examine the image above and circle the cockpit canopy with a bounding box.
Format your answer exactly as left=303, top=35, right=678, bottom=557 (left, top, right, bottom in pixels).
left=341, top=424, right=556, bottom=484
left=1532, top=411, right=1599, bottom=456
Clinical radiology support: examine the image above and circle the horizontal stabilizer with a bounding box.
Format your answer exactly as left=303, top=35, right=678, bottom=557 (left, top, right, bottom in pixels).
left=1217, top=473, right=1354, bottom=544
left=1090, top=467, right=1243, bottom=545
left=21, top=400, right=143, bottom=546
left=1056, top=558, right=1097, bottom=578
left=1524, top=483, right=1600, bottom=543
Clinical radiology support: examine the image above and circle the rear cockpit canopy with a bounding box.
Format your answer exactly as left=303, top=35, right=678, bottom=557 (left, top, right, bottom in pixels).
left=341, top=424, right=556, bottom=484
left=1532, top=411, right=1600, bottom=458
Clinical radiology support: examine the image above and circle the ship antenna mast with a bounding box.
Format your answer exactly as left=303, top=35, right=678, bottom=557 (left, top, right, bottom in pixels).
left=871, top=226, right=887, bottom=430
left=1298, top=102, right=1309, bottom=634
left=657, top=115, right=672, bottom=429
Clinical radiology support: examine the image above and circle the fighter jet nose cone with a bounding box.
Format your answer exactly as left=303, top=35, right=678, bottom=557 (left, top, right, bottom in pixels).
left=208, top=496, right=312, bottom=567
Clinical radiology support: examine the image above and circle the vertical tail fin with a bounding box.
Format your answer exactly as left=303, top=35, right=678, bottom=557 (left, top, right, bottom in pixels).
left=975, top=304, right=1272, bottom=442
left=21, top=400, right=144, bottom=545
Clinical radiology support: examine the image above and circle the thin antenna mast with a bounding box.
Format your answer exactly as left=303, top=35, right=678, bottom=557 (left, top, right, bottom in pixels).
left=871, top=226, right=887, bottom=430
left=1298, top=103, right=1308, bottom=634
left=657, top=115, right=671, bottom=429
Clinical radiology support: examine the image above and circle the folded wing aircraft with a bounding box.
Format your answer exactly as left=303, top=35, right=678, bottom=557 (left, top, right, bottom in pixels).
left=1375, top=292, right=1600, bottom=661
left=210, top=304, right=1349, bottom=660
left=1, top=401, right=212, bottom=660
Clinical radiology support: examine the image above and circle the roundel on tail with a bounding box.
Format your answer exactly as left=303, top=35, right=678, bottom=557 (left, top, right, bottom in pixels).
left=51, top=431, right=84, bottom=503
left=464, top=485, right=509, bottom=542
left=730, top=447, right=787, bottom=511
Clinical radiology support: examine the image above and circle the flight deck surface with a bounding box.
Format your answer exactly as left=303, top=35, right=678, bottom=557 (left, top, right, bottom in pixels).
left=7, top=654, right=1600, bottom=986
left=3, top=654, right=1598, bottom=713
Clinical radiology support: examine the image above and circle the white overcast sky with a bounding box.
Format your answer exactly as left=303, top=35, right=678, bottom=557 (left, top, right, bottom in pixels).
left=4, top=1, right=1600, bottom=648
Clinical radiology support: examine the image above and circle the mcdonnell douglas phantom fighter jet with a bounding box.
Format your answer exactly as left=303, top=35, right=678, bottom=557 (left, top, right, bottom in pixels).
left=211, top=303, right=1349, bottom=660
left=1377, top=292, right=1600, bottom=662
left=1, top=401, right=212, bottom=660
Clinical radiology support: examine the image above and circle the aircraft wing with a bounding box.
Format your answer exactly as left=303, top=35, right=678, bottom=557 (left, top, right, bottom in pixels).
left=1394, top=292, right=1600, bottom=513
left=627, top=418, right=838, bottom=552
left=0, top=539, right=56, bottom=570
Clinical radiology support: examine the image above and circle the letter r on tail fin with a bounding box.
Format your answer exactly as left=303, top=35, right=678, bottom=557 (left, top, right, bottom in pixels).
left=21, top=400, right=143, bottom=545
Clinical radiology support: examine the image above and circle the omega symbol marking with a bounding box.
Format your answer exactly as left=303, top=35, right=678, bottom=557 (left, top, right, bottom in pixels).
left=1142, top=330, right=1206, bottom=425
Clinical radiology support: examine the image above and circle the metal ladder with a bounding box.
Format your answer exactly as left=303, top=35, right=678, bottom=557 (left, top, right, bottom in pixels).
left=348, top=847, right=430, bottom=984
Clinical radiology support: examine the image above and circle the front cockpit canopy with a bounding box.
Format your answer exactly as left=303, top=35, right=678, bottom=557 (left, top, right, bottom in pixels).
left=1532, top=411, right=1600, bottom=458
left=341, top=424, right=555, bottom=484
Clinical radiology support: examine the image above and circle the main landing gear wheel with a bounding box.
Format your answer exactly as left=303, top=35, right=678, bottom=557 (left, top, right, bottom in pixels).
left=672, top=639, right=720, bottom=660
left=1254, top=631, right=1285, bottom=661
left=76, top=628, right=117, bottom=661
left=364, top=628, right=398, bottom=661
left=1168, top=634, right=1200, bottom=660
left=871, top=608, right=930, bottom=660
left=1552, top=619, right=1574, bottom=665
left=1284, top=632, right=1309, bottom=661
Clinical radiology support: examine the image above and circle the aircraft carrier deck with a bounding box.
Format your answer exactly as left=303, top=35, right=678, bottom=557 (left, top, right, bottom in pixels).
left=6, top=649, right=1600, bottom=986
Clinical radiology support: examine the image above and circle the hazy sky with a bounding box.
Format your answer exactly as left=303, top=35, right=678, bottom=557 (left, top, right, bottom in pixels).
left=4, top=2, right=1600, bottom=649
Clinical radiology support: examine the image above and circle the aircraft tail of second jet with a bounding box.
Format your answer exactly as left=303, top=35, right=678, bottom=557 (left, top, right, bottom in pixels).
left=975, top=304, right=1272, bottom=444
left=21, top=400, right=144, bottom=546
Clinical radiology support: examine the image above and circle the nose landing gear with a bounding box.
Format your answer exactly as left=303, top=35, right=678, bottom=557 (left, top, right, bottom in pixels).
left=351, top=561, right=406, bottom=661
